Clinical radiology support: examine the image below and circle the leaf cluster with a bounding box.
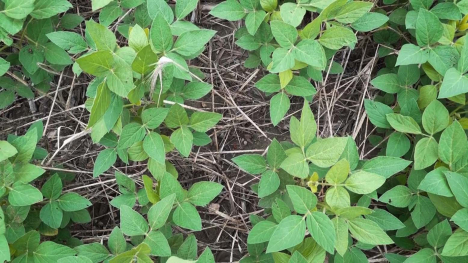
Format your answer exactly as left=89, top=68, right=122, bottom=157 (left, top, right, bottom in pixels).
left=211, top=0, right=389, bottom=125
left=0, top=0, right=80, bottom=109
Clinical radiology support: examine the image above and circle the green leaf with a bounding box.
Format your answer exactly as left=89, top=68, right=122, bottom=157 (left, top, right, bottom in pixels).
left=326, top=186, right=350, bottom=209
left=41, top=174, right=63, bottom=200
left=325, top=159, right=350, bottom=184
left=109, top=243, right=151, bottom=263
left=40, top=201, right=63, bottom=229
left=58, top=256, right=93, bottom=263
left=107, top=61, right=134, bottom=98
left=365, top=208, right=404, bottom=231
left=76, top=51, right=114, bottom=76
left=379, top=185, right=413, bottom=208
left=364, top=99, right=393, bottom=128
left=30, top=0, right=72, bottom=19
left=108, top=227, right=127, bottom=255
left=240, top=0, right=260, bottom=10
left=160, top=172, right=184, bottom=201
left=0, top=57, right=10, bottom=77
left=19, top=45, right=43, bottom=74
left=410, top=195, right=436, bottom=228
left=93, top=148, right=117, bottom=177
left=318, top=26, right=357, bottom=50
left=88, top=82, right=111, bottom=128
left=270, top=20, right=297, bottom=48
left=255, top=74, right=281, bottom=93
left=12, top=164, right=44, bottom=184
left=165, top=104, right=189, bottom=128
left=266, top=215, right=306, bottom=253
left=120, top=205, right=149, bottom=236
left=86, top=20, right=116, bottom=51
left=32, top=241, right=75, bottom=262
left=270, top=47, right=295, bottom=72
left=189, top=112, right=222, bottom=132
left=446, top=171, right=468, bottom=207
left=290, top=101, right=317, bottom=149
left=284, top=75, right=316, bottom=97
left=270, top=92, right=290, bottom=126
left=75, top=243, right=110, bottom=262
left=175, top=0, right=198, bottom=19
left=142, top=108, right=169, bottom=129
left=428, top=45, right=459, bottom=76
left=286, top=185, right=317, bottom=214
left=44, top=42, right=73, bottom=65
left=410, top=0, right=432, bottom=9
left=147, top=0, right=173, bottom=22
left=386, top=113, right=421, bottom=134
left=418, top=168, right=452, bottom=197
left=182, top=82, right=212, bottom=99
left=132, top=45, right=158, bottom=74
left=210, top=0, right=246, bottom=21
left=143, top=132, right=165, bottom=164
left=99, top=2, right=123, bottom=26
left=58, top=192, right=91, bottom=212
left=414, top=137, right=438, bottom=170
left=12, top=230, right=40, bottom=254
left=404, top=248, right=437, bottom=263
left=422, top=100, right=449, bottom=134
left=347, top=218, right=394, bottom=245
left=0, top=140, right=17, bottom=162
left=280, top=153, right=309, bottom=179
left=260, top=0, right=277, bottom=11
left=280, top=3, right=306, bottom=27
left=3, top=0, right=34, bottom=19
left=395, top=44, right=429, bottom=66
left=173, top=202, right=202, bottom=231
left=9, top=183, right=43, bottom=206
left=293, top=40, right=326, bottom=70
left=362, top=156, right=411, bottom=178
left=92, top=0, right=113, bottom=10
left=427, top=219, right=452, bottom=248
left=248, top=220, right=277, bottom=244
left=453, top=208, right=468, bottom=233
left=345, top=171, right=385, bottom=194
left=119, top=123, right=146, bottom=149
left=351, top=12, right=389, bottom=32
left=416, top=9, right=443, bottom=46
left=170, top=126, right=193, bottom=157
left=187, top=181, right=223, bottom=206
left=258, top=170, right=280, bottom=198
left=439, top=121, right=468, bottom=166
left=46, top=31, right=87, bottom=54
left=371, top=74, right=401, bottom=94
left=306, top=137, right=348, bottom=168
left=128, top=24, right=148, bottom=52
left=339, top=143, right=358, bottom=170
left=233, top=154, right=266, bottom=174
left=439, top=68, right=468, bottom=99
left=236, top=35, right=261, bottom=51
left=10, top=129, right=37, bottom=164
left=173, top=30, right=216, bottom=57
left=442, top=229, right=468, bottom=257
left=458, top=35, right=468, bottom=74
left=111, top=194, right=136, bottom=209
left=266, top=139, right=287, bottom=169
left=335, top=1, right=373, bottom=23
left=150, top=14, right=173, bottom=53
left=306, top=212, right=335, bottom=253
left=386, top=135, right=410, bottom=159
left=245, top=10, right=267, bottom=35
left=148, top=193, right=175, bottom=230
left=143, top=231, right=171, bottom=257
